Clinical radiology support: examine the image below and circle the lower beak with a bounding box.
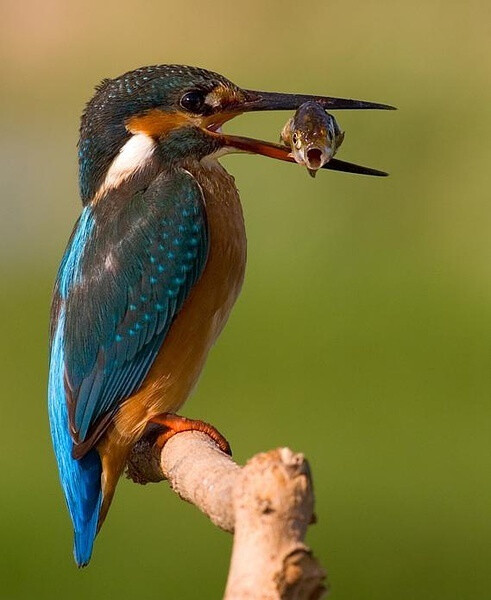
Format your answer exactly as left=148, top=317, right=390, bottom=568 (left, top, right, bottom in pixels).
left=208, top=132, right=388, bottom=177
left=206, top=89, right=394, bottom=177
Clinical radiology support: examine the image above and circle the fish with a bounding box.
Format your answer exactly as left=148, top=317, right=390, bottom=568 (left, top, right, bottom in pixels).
left=280, top=101, right=345, bottom=177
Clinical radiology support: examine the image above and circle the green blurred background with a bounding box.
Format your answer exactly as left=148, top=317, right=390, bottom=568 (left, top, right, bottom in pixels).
left=1, top=1, right=490, bottom=598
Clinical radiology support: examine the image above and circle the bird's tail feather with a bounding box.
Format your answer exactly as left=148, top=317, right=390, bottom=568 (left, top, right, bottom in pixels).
left=49, top=391, right=102, bottom=567
left=48, top=309, right=102, bottom=567
left=72, top=450, right=103, bottom=567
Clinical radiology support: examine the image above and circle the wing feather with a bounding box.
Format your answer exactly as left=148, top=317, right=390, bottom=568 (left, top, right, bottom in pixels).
left=57, top=169, right=208, bottom=452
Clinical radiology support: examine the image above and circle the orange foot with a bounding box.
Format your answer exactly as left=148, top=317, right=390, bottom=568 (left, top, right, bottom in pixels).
left=149, top=413, right=232, bottom=456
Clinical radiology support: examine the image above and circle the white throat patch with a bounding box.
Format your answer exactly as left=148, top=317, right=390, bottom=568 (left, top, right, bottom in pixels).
left=94, top=133, right=156, bottom=200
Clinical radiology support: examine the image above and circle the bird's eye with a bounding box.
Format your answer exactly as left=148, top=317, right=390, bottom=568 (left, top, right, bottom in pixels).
left=292, top=133, right=298, bottom=144
left=180, top=90, right=206, bottom=113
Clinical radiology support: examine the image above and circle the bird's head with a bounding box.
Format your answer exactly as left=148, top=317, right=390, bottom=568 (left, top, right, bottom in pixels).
left=79, top=64, right=394, bottom=203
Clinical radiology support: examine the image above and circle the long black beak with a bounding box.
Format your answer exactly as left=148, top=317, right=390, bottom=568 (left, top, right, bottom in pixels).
left=241, top=89, right=396, bottom=112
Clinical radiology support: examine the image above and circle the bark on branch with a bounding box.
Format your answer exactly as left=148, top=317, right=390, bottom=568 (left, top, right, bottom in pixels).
left=127, top=431, right=327, bottom=599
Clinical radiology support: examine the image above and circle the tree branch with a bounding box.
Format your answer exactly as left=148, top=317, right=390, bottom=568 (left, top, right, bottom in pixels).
left=127, top=431, right=327, bottom=599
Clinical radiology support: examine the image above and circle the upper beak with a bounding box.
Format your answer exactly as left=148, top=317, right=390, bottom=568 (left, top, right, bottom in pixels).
left=206, top=88, right=395, bottom=177
left=241, top=89, right=396, bottom=112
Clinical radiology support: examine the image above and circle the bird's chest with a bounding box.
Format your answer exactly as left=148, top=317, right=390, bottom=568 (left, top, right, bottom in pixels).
left=190, top=158, right=247, bottom=325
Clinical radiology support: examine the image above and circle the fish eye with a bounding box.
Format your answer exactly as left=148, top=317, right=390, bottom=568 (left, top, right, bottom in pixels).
left=180, top=90, right=207, bottom=113
left=292, top=132, right=303, bottom=149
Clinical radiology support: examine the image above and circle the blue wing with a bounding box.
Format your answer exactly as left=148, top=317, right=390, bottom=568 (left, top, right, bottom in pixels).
left=56, top=169, right=209, bottom=454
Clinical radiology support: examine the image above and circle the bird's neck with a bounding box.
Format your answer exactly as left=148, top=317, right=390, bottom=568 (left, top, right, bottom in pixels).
left=82, top=128, right=222, bottom=205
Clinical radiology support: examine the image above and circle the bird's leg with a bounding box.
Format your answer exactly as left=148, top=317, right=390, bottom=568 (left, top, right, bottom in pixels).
left=149, top=413, right=232, bottom=456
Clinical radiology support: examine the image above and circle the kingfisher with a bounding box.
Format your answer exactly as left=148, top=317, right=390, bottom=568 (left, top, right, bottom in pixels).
left=48, top=64, right=393, bottom=567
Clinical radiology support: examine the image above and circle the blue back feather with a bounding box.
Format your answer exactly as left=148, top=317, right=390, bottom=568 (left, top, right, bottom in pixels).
left=58, top=207, right=95, bottom=298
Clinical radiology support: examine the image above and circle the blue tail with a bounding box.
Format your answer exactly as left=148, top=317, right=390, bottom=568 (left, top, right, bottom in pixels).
left=48, top=310, right=102, bottom=567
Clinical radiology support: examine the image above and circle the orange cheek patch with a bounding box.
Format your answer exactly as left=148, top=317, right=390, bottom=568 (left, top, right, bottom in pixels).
left=126, top=109, right=194, bottom=138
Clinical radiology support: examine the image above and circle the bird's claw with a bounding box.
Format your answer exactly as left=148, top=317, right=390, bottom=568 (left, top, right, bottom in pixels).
left=149, top=413, right=232, bottom=456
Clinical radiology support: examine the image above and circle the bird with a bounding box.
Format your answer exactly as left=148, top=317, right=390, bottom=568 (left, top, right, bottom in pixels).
left=48, top=64, right=394, bottom=567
